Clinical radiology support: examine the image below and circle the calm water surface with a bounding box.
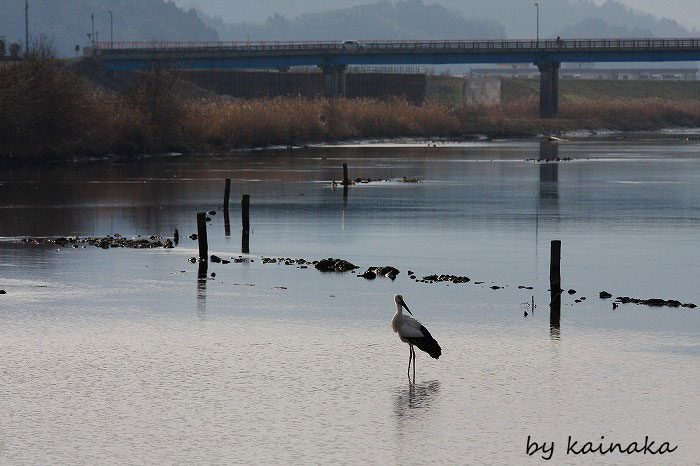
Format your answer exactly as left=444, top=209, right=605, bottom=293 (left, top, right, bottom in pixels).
left=1, top=138, right=699, bottom=464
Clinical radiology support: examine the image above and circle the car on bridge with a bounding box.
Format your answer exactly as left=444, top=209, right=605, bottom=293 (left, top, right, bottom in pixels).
left=341, top=40, right=366, bottom=50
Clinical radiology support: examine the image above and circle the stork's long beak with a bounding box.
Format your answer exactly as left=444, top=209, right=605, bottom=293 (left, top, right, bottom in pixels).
left=401, top=300, right=413, bottom=315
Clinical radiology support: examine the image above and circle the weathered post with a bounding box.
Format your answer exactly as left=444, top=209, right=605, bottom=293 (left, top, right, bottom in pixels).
left=196, top=212, right=208, bottom=261
left=549, top=240, right=561, bottom=328
left=224, top=179, right=231, bottom=237
left=242, top=194, right=250, bottom=253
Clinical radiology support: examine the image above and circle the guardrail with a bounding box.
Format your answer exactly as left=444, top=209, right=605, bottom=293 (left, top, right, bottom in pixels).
left=95, top=37, right=700, bottom=52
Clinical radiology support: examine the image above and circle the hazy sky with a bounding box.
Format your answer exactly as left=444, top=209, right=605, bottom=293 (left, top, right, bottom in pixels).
left=174, top=0, right=700, bottom=32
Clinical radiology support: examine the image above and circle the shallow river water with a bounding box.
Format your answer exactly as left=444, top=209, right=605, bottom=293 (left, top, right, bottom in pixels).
left=1, top=137, right=699, bottom=464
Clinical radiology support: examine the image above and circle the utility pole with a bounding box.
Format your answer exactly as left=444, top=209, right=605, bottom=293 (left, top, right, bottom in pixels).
left=108, top=10, right=113, bottom=46
left=91, top=13, right=95, bottom=48
left=24, top=0, right=29, bottom=54
left=535, top=3, right=539, bottom=46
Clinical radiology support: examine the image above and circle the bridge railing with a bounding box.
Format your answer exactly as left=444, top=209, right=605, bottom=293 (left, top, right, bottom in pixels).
left=95, top=37, right=700, bottom=52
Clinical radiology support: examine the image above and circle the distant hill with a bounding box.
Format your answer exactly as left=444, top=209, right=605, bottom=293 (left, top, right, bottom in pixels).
left=0, top=0, right=218, bottom=57
left=187, top=0, right=691, bottom=40
left=435, top=0, right=689, bottom=39
left=201, top=0, right=505, bottom=42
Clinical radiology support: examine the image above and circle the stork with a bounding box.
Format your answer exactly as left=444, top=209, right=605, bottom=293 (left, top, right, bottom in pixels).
left=390, top=294, right=441, bottom=381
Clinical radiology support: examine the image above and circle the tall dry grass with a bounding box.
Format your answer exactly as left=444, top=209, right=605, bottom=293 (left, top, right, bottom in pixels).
left=181, top=97, right=461, bottom=148
left=3, top=57, right=700, bottom=164
left=559, top=98, right=700, bottom=130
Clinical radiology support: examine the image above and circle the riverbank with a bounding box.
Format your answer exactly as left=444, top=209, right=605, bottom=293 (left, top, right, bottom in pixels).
left=2, top=57, right=700, bottom=164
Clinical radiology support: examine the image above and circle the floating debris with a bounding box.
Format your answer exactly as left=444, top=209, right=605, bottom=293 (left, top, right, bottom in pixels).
left=262, top=257, right=308, bottom=265
left=210, top=255, right=222, bottom=263
left=314, top=258, right=359, bottom=272
left=599, top=291, right=613, bottom=299
left=526, top=157, right=572, bottom=162
left=333, top=176, right=421, bottom=187
left=568, top=289, right=576, bottom=295
left=0, top=290, right=6, bottom=294
left=422, top=274, right=470, bottom=284
left=615, top=296, right=696, bottom=309
left=188, top=234, right=198, bottom=240
left=518, top=285, right=534, bottom=290
left=23, top=236, right=170, bottom=249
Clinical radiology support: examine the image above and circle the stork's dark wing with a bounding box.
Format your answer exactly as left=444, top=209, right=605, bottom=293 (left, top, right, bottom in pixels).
left=404, top=325, right=441, bottom=359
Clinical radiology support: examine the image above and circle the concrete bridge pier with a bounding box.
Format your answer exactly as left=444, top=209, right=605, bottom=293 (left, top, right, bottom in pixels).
left=320, top=65, right=347, bottom=98
left=537, top=62, right=560, bottom=118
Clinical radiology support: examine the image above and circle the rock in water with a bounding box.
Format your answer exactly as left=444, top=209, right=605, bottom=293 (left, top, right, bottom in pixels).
left=361, top=270, right=376, bottom=279
left=314, top=258, right=359, bottom=272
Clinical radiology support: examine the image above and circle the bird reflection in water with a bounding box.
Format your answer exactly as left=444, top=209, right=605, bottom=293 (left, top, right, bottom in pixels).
left=394, top=380, right=441, bottom=417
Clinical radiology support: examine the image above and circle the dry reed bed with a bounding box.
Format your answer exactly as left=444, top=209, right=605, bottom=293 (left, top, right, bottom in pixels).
left=2, top=58, right=700, bottom=162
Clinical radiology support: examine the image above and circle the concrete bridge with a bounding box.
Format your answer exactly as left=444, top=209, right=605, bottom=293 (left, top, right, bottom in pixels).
left=88, top=37, right=700, bottom=118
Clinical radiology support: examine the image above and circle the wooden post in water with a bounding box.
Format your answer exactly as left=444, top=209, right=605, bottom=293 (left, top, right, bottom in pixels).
left=241, top=194, right=250, bottom=253
left=549, top=240, right=561, bottom=328
left=197, top=212, right=208, bottom=261
left=224, top=179, right=231, bottom=237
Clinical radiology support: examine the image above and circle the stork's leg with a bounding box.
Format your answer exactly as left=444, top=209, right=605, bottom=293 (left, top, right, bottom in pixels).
left=411, top=346, right=416, bottom=382
left=407, top=344, right=413, bottom=379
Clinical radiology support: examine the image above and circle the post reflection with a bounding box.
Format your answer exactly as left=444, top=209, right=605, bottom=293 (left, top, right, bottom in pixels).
left=538, top=141, right=562, bottom=337
left=550, top=325, right=561, bottom=340
left=393, top=380, right=441, bottom=418
left=196, top=260, right=208, bottom=318
left=224, top=208, right=231, bottom=237
left=241, top=229, right=250, bottom=254
left=538, top=141, right=559, bottom=212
